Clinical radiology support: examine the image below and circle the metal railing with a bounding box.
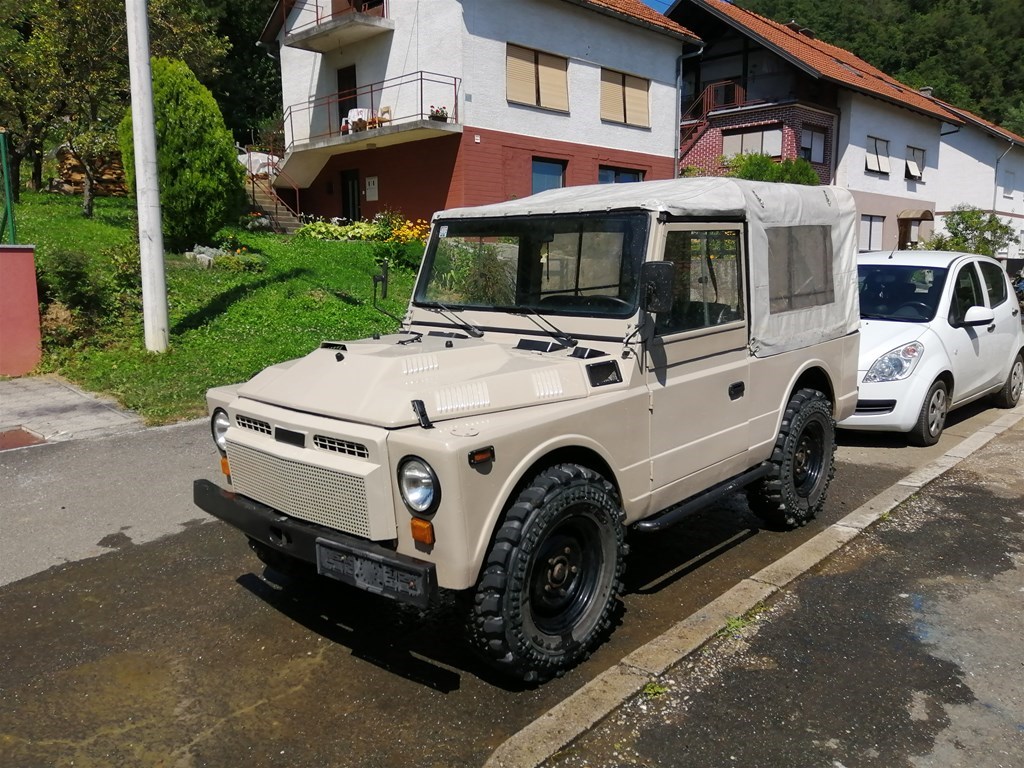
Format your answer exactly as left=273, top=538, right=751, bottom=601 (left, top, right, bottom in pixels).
left=243, top=145, right=302, bottom=228
left=282, top=70, right=461, bottom=152
left=278, top=0, right=389, bottom=38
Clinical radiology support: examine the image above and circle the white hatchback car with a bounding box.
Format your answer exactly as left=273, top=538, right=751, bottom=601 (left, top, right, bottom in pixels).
left=839, top=250, right=1024, bottom=445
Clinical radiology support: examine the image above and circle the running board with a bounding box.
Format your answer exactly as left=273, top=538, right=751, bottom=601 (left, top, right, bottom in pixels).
left=633, top=462, right=772, bottom=533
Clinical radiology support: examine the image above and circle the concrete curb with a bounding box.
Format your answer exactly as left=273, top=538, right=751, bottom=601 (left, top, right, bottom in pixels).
left=484, top=404, right=1024, bottom=768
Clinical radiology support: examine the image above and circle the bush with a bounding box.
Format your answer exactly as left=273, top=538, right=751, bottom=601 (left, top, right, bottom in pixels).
left=119, top=58, right=246, bottom=251
left=723, top=153, right=820, bottom=185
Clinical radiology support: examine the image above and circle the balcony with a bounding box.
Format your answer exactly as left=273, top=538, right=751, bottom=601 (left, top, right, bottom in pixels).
left=282, top=0, right=394, bottom=53
left=276, top=71, right=462, bottom=186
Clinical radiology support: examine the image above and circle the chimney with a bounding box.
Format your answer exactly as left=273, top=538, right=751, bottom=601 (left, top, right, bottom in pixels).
left=919, top=86, right=934, bottom=98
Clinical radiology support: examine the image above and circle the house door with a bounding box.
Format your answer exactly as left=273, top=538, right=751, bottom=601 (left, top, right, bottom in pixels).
left=337, top=66, right=357, bottom=127
left=647, top=225, right=750, bottom=494
left=341, top=170, right=360, bottom=222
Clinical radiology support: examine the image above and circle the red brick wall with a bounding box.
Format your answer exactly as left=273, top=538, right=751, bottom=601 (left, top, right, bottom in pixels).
left=681, top=104, right=836, bottom=184
left=301, top=128, right=676, bottom=222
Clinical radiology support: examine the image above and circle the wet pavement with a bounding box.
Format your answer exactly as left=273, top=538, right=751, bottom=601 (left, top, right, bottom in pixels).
left=538, top=418, right=1024, bottom=768
left=1, top=372, right=1022, bottom=767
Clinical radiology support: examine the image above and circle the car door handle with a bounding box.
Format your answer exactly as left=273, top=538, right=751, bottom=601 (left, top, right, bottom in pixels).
left=728, top=381, right=745, bottom=400
left=987, top=323, right=996, bottom=332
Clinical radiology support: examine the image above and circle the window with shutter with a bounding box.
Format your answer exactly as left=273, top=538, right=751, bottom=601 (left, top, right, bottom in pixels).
left=599, top=68, right=649, bottom=127
left=507, top=44, right=568, bottom=112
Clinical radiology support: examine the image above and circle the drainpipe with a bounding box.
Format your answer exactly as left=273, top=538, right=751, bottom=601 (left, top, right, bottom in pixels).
left=992, top=139, right=1014, bottom=214
left=676, top=44, right=704, bottom=177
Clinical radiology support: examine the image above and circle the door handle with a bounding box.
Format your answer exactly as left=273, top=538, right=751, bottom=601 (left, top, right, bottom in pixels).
left=987, top=323, right=996, bottom=332
left=728, top=381, right=745, bottom=400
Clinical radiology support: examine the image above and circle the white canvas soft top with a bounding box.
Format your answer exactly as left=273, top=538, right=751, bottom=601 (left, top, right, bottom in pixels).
left=434, top=178, right=860, bottom=357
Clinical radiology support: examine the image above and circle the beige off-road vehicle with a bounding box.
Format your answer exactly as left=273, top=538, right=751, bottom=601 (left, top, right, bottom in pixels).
left=194, top=177, right=860, bottom=682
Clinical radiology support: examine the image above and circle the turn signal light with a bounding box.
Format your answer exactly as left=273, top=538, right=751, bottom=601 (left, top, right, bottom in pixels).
left=410, top=517, right=435, bottom=546
left=468, top=446, right=495, bottom=466
left=220, top=456, right=231, bottom=478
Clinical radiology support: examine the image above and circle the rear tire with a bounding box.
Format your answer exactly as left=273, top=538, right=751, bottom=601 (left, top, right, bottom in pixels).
left=992, top=353, right=1023, bottom=409
left=746, top=388, right=835, bottom=529
left=464, top=464, right=627, bottom=683
left=909, top=379, right=947, bottom=446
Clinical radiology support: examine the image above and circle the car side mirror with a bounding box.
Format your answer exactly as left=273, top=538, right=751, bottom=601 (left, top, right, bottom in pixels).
left=960, top=305, right=994, bottom=327
left=640, top=261, right=675, bottom=314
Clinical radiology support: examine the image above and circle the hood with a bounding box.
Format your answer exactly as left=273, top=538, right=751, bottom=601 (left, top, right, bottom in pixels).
left=857, top=319, right=931, bottom=370
left=236, top=335, right=601, bottom=428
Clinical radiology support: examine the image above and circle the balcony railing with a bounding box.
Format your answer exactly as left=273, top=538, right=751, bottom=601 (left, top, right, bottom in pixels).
left=279, top=0, right=392, bottom=52
left=282, top=70, right=462, bottom=152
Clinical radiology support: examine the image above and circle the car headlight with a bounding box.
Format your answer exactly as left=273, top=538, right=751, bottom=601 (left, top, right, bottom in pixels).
left=398, top=457, right=440, bottom=514
left=211, top=408, right=231, bottom=454
left=864, top=341, right=924, bottom=383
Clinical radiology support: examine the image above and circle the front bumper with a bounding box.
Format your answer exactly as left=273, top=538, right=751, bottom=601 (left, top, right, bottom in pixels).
left=194, top=479, right=438, bottom=608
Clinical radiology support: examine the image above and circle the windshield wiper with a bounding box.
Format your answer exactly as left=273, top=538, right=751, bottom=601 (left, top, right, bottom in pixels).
left=416, top=301, right=484, bottom=338
left=513, top=306, right=578, bottom=348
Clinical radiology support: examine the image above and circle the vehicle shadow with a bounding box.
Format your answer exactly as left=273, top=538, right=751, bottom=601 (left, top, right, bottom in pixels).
left=836, top=397, right=997, bottom=449
left=235, top=568, right=528, bottom=694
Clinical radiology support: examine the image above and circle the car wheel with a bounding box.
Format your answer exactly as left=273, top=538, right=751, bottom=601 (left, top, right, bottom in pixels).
left=992, top=352, right=1023, bottom=408
left=464, top=464, right=627, bottom=683
left=909, top=379, right=948, bottom=446
left=746, top=388, right=835, bottom=529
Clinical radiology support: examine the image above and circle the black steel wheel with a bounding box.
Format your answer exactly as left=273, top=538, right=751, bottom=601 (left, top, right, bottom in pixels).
left=465, top=464, right=627, bottom=683
left=746, top=388, right=836, bottom=529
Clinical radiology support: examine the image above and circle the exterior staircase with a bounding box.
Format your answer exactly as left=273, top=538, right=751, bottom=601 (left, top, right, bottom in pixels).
left=248, top=180, right=301, bottom=233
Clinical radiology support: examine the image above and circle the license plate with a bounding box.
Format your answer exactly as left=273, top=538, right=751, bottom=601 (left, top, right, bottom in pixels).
left=315, top=538, right=430, bottom=607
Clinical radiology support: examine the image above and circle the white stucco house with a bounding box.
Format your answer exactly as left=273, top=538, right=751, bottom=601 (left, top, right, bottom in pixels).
left=667, top=0, right=1024, bottom=265
left=256, top=0, right=701, bottom=224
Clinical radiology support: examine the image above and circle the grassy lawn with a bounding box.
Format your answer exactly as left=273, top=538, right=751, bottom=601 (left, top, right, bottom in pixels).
left=15, top=191, right=415, bottom=424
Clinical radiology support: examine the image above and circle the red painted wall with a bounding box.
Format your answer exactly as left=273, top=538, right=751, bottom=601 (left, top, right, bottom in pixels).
left=0, top=245, right=42, bottom=376
left=301, top=127, right=677, bottom=223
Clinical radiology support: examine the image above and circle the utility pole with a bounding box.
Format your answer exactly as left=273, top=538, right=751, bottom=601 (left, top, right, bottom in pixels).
left=125, top=0, right=168, bottom=352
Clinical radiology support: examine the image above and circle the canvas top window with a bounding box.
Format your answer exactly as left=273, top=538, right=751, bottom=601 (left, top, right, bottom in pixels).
left=415, top=213, right=649, bottom=318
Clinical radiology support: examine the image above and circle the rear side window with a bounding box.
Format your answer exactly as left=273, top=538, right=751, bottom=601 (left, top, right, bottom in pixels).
left=766, top=225, right=835, bottom=313
left=978, top=261, right=1008, bottom=307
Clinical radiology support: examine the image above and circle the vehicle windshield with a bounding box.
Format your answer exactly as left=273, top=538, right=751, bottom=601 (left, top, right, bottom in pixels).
left=858, top=264, right=948, bottom=322
left=414, top=213, right=649, bottom=317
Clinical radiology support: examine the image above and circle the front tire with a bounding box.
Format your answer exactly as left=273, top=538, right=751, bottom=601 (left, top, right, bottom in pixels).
left=992, top=353, right=1023, bottom=409
left=465, top=464, right=627, bottom=683
left=746, top=388, right=835, bottom=529
left=909, top=379, right=948, bottom=446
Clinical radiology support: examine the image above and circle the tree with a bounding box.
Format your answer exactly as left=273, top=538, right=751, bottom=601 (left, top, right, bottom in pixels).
left=119, top=58, right=245, bottom=250
left=923, top=205, right=1019, bottom=256
left=0, top=0, right=227, bottom=208
left=723, top=153, right=820, bottom=184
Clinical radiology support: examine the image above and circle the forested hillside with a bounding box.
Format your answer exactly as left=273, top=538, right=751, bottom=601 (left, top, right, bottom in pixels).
left=736, top=0, right=1024, bottom=133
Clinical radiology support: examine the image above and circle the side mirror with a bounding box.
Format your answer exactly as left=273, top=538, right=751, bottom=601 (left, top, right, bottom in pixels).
left=640, top=261, right=675, bottom=314
left=960, top=305, right=994, bottom=327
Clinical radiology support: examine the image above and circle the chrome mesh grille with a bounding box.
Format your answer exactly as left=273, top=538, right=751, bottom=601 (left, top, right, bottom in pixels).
left=313, top=435, right=369, bottom=458
left=227, top=441, right=370, bottom=537
left=236, top=415, right=271, bottom=435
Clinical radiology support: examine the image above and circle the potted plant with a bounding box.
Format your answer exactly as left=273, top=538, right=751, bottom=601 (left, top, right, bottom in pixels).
left=429, top=105, right=448, bottom=122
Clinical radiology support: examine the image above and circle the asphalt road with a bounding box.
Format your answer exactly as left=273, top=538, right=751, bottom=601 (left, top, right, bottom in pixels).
left=0, top=402, right=1006, bottom=767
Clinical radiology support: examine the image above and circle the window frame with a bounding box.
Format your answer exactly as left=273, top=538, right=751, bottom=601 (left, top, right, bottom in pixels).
left=865, top=136, right=890, bottom=174
left=722, top=126, right=783, bottom=158
left=531, top=157, right=566, bottom=195
left=860, top=214, right=884, bottom=251
left=905, top=146, right=925, bottom=181
left=599, top=68, right=650, bottom=128
left=800, top=127, right=826, bottom=164
left=506, top=43, right=569, bottom=113
left=598, top=166, right=644, bottom=184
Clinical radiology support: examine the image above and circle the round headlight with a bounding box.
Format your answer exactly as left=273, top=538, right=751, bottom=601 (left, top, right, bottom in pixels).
left=211, top=408, right=231, bottom=454
left=398, top=457, right=440, bottom=514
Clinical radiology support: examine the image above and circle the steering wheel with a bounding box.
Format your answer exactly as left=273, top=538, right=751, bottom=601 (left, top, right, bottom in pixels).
left=894, top=301, right=931, bottom=318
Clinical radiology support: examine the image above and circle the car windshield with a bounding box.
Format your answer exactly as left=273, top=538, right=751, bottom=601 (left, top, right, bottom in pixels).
left=414, top=213, right=649, bottom=317
left=858, top=264, right=948, bottom=322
